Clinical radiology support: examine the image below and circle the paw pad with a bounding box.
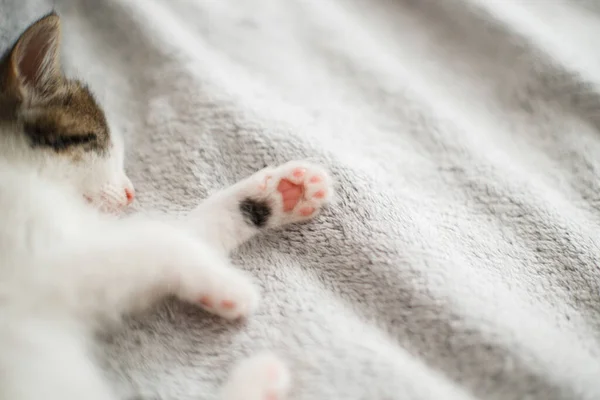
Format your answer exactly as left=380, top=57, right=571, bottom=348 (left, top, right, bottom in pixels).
left=314, top=190, right=326, bottom=199
left=221, top=300, right=236, bottom=309
left=247, top=161, right=333, bottom=228
left=292, top=168, right=306, bottom=178
left=196, top=283, right=257, bottom=320
left=299, top=207, right=315, bottom=216
left=200, top=296, right=213, bottom=308
left=272, top=163, right=331, bottom=220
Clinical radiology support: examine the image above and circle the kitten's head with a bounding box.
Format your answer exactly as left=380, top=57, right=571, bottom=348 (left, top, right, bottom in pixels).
left=0, top=12, right=134, bottom=212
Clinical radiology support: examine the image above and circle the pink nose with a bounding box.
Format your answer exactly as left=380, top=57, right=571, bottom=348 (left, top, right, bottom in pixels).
left=124, top=188, right=135, bottom=205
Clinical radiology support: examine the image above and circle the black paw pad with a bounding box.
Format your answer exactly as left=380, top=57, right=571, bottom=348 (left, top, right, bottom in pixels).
left=240, top=198, right=271, bottom=227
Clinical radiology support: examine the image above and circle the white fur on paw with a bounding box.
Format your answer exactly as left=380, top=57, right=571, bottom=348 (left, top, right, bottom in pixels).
left=181, top=266, right=260, bottom=320
left=254, top=161, right=333, bottom=226
left=221, top=353, right=291, bottom=400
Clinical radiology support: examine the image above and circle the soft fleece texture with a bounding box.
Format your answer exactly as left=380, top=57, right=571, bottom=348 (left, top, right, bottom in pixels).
left=2, top=0, right=600, bottom=399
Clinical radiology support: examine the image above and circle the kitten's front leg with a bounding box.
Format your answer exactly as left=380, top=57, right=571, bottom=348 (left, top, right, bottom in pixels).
left=187, top=161, right=334, bottom=254
left=61, top=219, right=259, bottom=322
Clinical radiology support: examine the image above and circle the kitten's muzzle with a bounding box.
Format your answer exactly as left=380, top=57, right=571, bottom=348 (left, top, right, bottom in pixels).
left=84, top=184, right=135, bottom=213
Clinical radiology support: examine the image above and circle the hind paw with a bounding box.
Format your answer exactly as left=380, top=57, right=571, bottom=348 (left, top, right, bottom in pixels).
left=221, top=353, right=290, bottom=400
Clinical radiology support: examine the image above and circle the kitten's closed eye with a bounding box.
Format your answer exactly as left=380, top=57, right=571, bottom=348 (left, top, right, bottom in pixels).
left=24, top=123, right=99, bottom=152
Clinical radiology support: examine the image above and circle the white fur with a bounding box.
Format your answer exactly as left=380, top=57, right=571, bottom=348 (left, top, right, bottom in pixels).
left=0, top=121, right=333, bottom=399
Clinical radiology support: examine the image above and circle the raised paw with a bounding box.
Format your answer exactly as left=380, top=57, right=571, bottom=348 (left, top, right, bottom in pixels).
left=241, top=161, right=333, bottom=229
left=179, top=262, right=260, bottom=320
left=221, top=353, right=291, bottom=400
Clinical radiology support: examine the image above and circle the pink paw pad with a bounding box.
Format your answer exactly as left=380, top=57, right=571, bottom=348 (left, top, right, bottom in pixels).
left=313, top=190, right=326, bottom=199
left=200, top=296, right=239, bottom=310
left=292, top=168, right=306, bottom=178
left=299, top=207, right=315, bottom=216
left=266, top=162, right=332, bottom=222
left=278, top=179, right=304, bottom=212
left=200, top=296, right=213, bottom=308
left=221, top=300, right=236, bottom=310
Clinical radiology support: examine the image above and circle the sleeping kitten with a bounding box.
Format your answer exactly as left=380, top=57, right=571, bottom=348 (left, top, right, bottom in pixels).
left=0, top=13, right=333, bottom=400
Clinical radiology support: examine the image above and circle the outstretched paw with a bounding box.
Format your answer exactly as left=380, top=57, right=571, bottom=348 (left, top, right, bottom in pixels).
left=240, top=161, right=333, bottom=229
left=221, top=353, right=291, bottom=400
left=179, top=263, right=260, bottom=320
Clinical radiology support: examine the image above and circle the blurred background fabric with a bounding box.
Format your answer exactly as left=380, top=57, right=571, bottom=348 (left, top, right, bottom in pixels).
left=2, top=0, right=600, bottom=399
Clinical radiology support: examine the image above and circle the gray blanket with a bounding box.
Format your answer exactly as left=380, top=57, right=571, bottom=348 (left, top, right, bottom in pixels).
left=3, top=0, right=600, bottom=399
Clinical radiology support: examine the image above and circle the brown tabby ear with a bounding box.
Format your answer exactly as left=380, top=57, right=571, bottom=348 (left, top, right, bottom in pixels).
left=6, top=12, right=63, bottom=99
